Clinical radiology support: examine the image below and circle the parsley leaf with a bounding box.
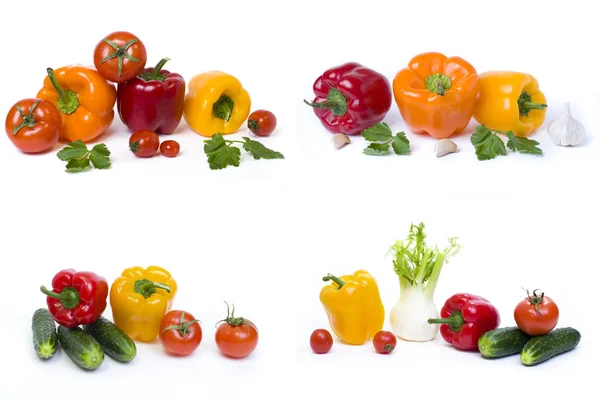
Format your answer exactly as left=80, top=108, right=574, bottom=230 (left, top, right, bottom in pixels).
left=392, top=132, right=410, bottom=155
left=207, top=145, right=241, bottom=170
left=506, top=131, right=543, bottom=155
left=242, top=138, right=284, bottom=160
left=57, top=141, right=111, bottom=172
left=363, top=142, right=390, bottom=156
left=204, top=133, right=227, bottom=153
left=361, top=123, right=393, bottom=142
left=470, top=125, right=507, bottom=161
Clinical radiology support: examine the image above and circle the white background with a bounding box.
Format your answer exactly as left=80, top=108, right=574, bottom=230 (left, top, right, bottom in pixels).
left=0, top=0, right=598, bottom=399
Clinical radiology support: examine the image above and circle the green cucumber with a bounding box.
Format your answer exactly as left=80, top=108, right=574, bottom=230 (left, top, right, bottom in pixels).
left=83, top=317, right=136, bottom=362
left=57, top=325, right=104, bottom=371
left=478, top=327, right=531, bottom=359
left=32, top=309, right=58, bottom=359
left=521, top=327, right=581, bottom=366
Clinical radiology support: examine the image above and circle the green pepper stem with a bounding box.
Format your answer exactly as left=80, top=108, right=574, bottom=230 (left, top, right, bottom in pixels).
left=40, top=286, right=80, bottom=309
left=428, top=310, right=465, bottom=333
left=322, top=274, right=346, bottom=289
left=139, top=58, right=170, bottom=82
left=134, top=279, right=171, bottom=299
left=518, top=91, right=547, bottom=116
left=213, top=95, right=234, bottom=122
left=46, top=68, right=79, bottom=115
left=303, top=88, right=347, bottom=117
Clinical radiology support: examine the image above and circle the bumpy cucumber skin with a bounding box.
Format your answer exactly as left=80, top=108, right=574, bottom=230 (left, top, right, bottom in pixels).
left=478, top=327, right=531, bottom=358
left=32, top=309, right=58, bottom=360
left=83, top=317, right=137, bottom=362
left=521, top=327, right=581, bottom=366
left=57, top=325, right=104, bottom=371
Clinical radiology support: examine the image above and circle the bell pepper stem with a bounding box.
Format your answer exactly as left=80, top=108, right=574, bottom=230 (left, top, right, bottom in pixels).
left=47, top=68, right=79, bottom=115
left=426, top=73, right=451, bottom=96
left=40, top=285, right=80, bottom=309
left=303, top=88, right=347, bottom=117
left=322, top=274, right=345, bottom=289
left=428, top=310, right=465, bottom=332
left=139, top=58, right=170, bottom=82
left=518, top=92, right=547, bottom=116
left=134, top=279, right=171, bottom=299
left=213, top=95, right=234, bottom=122
left=13, top=101, right=40, bottom=135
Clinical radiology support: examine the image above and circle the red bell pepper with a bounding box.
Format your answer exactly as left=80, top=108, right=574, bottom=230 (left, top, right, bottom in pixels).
left=304, top=62, right=392, bottom=135
left=40, top=269, right=109, bottom=328
left=117, top=57, right=185, bottom=134
left=428, top=293, right=500, bottom=351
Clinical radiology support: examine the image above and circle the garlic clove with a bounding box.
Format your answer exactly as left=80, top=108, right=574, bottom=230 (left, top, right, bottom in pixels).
left=435, top=139, right=458, bottom=157
left=332, top=133, right=351, bottom=150
left=547, top=102, right=585, bottom=147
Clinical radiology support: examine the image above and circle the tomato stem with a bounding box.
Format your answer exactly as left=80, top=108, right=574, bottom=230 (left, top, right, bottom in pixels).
left=13, top=101, right=40, bottom=135
left=322, top=274, right=345, bottom=289
left=525, top=288, right=545, bottom=317
left=162, top=312, right=200, bottom=337
left=216, top=301, right=246, bottom=327
left=100, top=38, right=140, bottom=79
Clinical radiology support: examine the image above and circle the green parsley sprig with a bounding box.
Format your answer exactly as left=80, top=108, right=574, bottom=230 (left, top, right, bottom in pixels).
left=470, top=125, right=542, bottom=161
left=361, top=122, right=410, bottom=156
left=56, top=140, right=111, bottom=173
left=203, top=133, right=284, bottom=170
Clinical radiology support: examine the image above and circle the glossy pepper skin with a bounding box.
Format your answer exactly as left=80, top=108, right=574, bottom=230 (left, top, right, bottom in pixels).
left=110, top=266, right=177, bottom=342
left=183, top=71, right=251, bottom=137
left=473, top=71, right=547, bottom=137
left=305, top=62, right=392, bottom=135
left=393, top=52, right=479, bottom=139
left=40, top=269, right=108, bottom=328
left=428, top=293, right=500, bottom=351
left=117, top=58, right=185, bottom=134
left=319, top=270, right=385, bottom=345
left=37, top=66, right=117, bottom=143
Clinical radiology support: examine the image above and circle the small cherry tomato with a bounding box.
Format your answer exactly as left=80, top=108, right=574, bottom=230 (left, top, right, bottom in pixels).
left=215, top=303, right=258, bottom=359
left=373, top=331, right=397, bottom=354
left=94, top=31, right=147, bottom=83
left=5, top=98, right=62, bottom=154
left=514, top=289, right=559, bottom=336
left=159, top=310, right=202, bottom=356
left=160, top=140, right=180, bottom=158
left=310, top=329, right=333, bottom=354
left=248, top=110, right=277, bottom=137
left=129, top=130, right=159, bottom=158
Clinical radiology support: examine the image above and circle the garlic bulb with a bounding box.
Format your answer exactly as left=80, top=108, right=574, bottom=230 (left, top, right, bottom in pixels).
left=547, top=103, right=585, bottom=146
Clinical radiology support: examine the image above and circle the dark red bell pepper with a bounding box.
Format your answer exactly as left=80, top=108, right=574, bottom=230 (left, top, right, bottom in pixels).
left=117, top=57, right=185, bottom=134
left=40, top=269, right=108, bottom=328
left=428, top=293, right=501, bottom=351
left=304, top=62, right=392, bottom=135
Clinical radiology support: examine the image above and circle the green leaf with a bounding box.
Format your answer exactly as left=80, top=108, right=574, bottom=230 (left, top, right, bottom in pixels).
left=65, top=157, right=91, bottom=173
left=391, top=132, right=410, bottom=155
left=207, top=145, right=241, bottom=170
left=470, top=125, right=507, bottom=161
left=57, top=140, right=88, bottom=161
left=242, top=138, right=284, bottom=160
left=204, top=133, right=227, bottom=154
left=90, top=144, right=111, bottom=169
left=506, top=131, right=543, bottom=156
left=363, top=142, right=390, bottom=156
left=361, top=123, right=393, bottom=142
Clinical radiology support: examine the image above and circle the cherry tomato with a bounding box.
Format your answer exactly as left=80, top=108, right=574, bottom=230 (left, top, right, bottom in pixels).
left=93, top=31, right=147, bottom=83
left=310, top=329, right=333, bottom=354
left=129, top=130, right=159, bottom=158
left=215, top=303, right=258, bottom=359
left=159, top=310, right=202, bottom=356
left=247, top=110, right=277, bottom=137
left=514, top=289, right=559, bottom=336
left=160, top=140, right=180, bottom=158
left=5, top=98, right=61, bottom=154
left=373, top=331, right=397, bottom=354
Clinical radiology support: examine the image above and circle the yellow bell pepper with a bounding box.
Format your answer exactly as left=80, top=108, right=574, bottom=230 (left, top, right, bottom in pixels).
left=110, top=266, right=177, bottom=343
left=319, top=270, right=385, bottom=345
left=473, top=71, right=547, bottom=137
left=183, top=71, right=251, bottom=137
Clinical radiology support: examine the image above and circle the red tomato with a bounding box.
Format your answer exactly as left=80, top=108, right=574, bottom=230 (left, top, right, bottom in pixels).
left=5, top=98, right=61, bottom=154
left=248, top=110, right=277, bottom=137
left=310, top=329, right=333, bottom=354
left=93, top=31, right=147, bottom=83
left=215, top=303, right=258, bottom=359
left=129, top=130, right=159, bottom=158
left=159, top=310, right=202, bottom=356
left=514, top=289, right=559, bottom=336
left=373, top=331, right=397, bottom=354
left=160, top=140, right=180, bottom=158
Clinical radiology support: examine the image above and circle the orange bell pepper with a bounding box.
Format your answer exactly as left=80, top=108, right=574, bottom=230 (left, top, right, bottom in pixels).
left=37, top=66, right=117, bottom=143
left=392, top=52, right=479, bottom=139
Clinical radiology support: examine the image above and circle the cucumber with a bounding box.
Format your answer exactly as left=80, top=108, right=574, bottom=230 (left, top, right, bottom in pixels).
left=83, top=317, right=136, bottom=362
left=521, top=327, right=581, bottom=366
left=478, top=327, right=531, bottom=359
left=32, top=309, right=58, bottom=359
left=57, top=325, right=104, bottom=371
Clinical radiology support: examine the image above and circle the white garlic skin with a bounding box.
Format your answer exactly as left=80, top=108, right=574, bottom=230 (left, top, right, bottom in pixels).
left=547, top=103, right=585, bottom=147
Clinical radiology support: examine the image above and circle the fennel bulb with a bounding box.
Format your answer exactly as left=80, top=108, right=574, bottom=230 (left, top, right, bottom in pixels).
left=388, top=223, right=460, bottom=342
